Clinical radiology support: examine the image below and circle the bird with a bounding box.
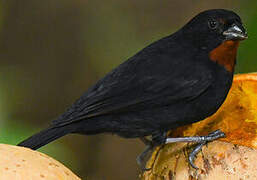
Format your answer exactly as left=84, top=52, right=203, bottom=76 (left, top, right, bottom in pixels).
left=18, top=9, right=247, bottom=169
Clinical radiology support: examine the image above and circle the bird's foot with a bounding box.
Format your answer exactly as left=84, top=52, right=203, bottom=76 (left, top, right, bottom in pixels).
left=165, top=129, right=225, bottom=169
left=136, top=144, right=153, bottom=171
left=137, top=130, right=225, bottom=170
left=137, top=132, right=166, bottom=171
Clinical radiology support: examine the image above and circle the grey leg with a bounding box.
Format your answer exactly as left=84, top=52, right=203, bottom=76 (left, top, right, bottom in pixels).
left=136, top=145, right=153, bottom=171
left=188, top=143, right=206, bottom=169
left=165, top=129, right=225, bottom=169
left=137, top=132, right=166, bottom=171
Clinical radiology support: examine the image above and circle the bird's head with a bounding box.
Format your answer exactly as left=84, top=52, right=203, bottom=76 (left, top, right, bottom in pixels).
left=182, top=9, right=248, bottom=72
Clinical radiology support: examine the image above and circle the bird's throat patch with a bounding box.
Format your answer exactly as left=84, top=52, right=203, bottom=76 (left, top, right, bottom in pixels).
left=209, top=40, right=239, bottom=72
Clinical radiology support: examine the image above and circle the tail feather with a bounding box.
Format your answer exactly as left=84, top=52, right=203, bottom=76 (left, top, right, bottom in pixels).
left=18, top=126, right=69, bottom=150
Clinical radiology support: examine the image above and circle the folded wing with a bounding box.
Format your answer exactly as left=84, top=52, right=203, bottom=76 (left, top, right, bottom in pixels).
left=53, top=52, right=213, bottom=127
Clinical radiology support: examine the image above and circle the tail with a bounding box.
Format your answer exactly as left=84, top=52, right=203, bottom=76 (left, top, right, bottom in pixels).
left=18, top=126, right=69, bottom=150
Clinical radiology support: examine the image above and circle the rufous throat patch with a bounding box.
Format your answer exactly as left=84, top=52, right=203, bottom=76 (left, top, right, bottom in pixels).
left=209, top=40, right=239, bottom=72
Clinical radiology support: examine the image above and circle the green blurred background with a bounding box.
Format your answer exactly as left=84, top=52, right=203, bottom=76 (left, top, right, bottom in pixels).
left=0, top=0, right=256, bottom=179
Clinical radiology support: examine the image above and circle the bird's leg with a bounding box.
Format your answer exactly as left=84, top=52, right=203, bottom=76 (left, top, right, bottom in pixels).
left=152, top=131, right=167, bottom=146
left=136, top=144, right=153, bottom=171
left=137, top=130, right=225, bottom=170
left=165, top=129, right=225, bottom=169
left=137, top=132, right=166, bottom=171
left=137, top=137, right=154, bottom=170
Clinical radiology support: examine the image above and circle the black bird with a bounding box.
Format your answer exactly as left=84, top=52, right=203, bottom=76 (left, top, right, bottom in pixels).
left=18, top=9, right=247, bottom=169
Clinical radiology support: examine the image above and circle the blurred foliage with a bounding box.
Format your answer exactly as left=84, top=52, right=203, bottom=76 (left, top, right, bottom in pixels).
left=0, top=0, right=256, bottom=179
left=236, top=6, right=257, bottom=73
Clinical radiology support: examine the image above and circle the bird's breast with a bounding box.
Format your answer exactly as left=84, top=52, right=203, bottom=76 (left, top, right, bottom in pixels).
left=197, top=67, right=233, bottom=119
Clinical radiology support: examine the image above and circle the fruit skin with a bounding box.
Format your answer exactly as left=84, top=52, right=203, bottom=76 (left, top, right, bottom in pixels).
left=0, top=144, right=81, bottom=180
left=142, top=141, right=257, bottom=180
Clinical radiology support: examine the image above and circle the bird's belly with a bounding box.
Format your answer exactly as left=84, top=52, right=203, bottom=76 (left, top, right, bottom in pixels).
left=162, top=70, right=233, bottom=130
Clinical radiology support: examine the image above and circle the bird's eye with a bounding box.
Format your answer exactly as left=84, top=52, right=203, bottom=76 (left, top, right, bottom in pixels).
left=208, top=20, right=218, bottom=29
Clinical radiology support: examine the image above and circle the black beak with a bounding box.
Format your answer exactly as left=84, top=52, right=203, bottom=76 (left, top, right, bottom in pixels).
left=223, top=24, right=248, bottom=41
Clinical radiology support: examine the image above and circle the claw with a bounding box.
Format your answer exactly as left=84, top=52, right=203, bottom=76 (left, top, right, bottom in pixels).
left=188, top=153, right=197, bottom=169
left=137, top=132, right=166, bottom=170
left=136, top=145, right=153, bottom=171
left=188, top=130, right=225, bottom=169
left=208, top=129, right=222, bottom=136
left=189, top=143, right=206, bottom=169
left=207, top=129, right=226, bottom=138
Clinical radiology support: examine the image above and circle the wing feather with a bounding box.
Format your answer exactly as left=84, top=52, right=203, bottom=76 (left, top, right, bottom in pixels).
left=53, top=53, right=213, bottom=127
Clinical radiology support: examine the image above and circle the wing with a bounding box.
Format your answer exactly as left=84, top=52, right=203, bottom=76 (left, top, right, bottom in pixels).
left=53, top=49, right=213, bottom=127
